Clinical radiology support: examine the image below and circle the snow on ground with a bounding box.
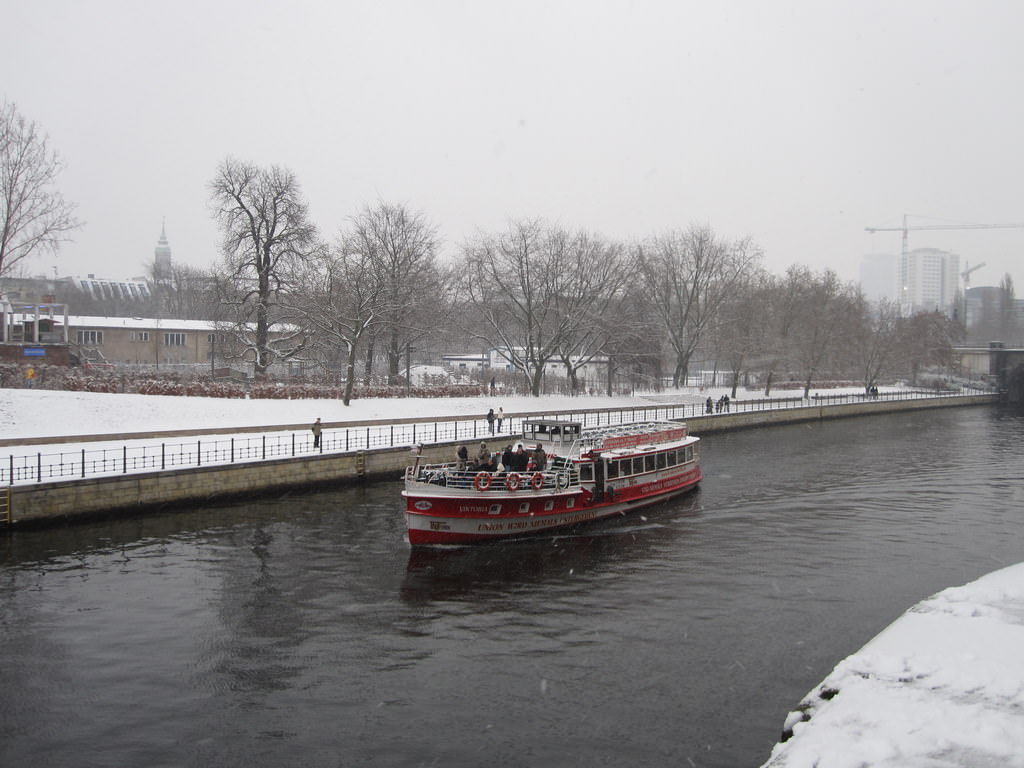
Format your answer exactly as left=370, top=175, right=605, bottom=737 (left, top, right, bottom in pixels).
left=0, top=388, right=704, bottom=439
left=762, top=562, right=1024, bottom=768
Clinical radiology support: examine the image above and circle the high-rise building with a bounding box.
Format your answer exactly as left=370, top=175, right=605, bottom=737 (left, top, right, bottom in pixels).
left=859, top=253, right=897, bottom=302
left=898, top=248, right=959, bottom=315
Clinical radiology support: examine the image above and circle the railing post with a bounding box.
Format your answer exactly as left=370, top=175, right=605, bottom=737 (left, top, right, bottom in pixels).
left=231, top=437, right=235, bottom=463
left=262, top=435, right=266, bottom=459
left=37, top=453, right=41, bottom=483
left=292, top=433, right=295, bottom=457
left=81, top=449, right=85, bottom=478
left=197, top=440, right=201, bottom=466
left=123, top=445, right=128, bottom=473
left=161, top=443, right=165, bottom=470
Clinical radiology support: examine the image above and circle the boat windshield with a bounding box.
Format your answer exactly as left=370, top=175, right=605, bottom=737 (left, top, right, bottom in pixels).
left=521, top=420, right=582, bottom=454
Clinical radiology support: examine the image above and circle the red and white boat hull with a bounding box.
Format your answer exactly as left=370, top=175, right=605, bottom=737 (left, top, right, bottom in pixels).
left=404, top=465, right=702, bottom=546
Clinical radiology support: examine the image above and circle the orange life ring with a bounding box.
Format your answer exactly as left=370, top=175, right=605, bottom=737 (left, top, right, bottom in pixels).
left=474, top=472, right=492, bottom=491
left=531, top=472, right=544, bottom=490
left=505, top=472, right=521, bottom=491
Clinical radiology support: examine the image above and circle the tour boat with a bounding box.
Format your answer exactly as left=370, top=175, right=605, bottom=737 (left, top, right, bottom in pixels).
left=401, top=419, right=701, bottom=546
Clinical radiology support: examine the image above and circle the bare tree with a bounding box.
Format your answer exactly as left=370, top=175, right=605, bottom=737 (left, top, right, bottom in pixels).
left=347, top=202, right=444, bottom=384
left=848, top=296, right=904, bottom=393
left=636, top=226, right=762, bottom=387
left=716, top=267, right=771, bottom=398
left=149, top=261, right=221, bottom=320
left=0, top=100, right=81, bottom=277
left=289, top=240, right=383, bottom=405
left=899, top=310, right=961, bottom=385
left=209, top=158, right=318, bottom=377
left=461, top=220, right=627, bottom=396
left=551, top=232, right=634, bottom=394
left=788, top=268, right=857, bottom=398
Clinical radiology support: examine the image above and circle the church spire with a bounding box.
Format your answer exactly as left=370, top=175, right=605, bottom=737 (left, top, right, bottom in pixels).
left=154, top=219, right=172, bottom=279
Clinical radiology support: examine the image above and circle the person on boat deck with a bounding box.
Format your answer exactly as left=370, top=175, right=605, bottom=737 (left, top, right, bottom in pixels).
left=477, top=441, right=493, bottom=470
left=456, top=444, right=468, bottom=470
left=510, top=444, right=529, bottom=472
left=532, top=444, right=548, bottom=471
left=501, top=444, right=514, bottom=471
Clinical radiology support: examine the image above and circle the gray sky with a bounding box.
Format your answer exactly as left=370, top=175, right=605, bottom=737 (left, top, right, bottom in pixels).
left=5, top=0, right=1023, bottom=288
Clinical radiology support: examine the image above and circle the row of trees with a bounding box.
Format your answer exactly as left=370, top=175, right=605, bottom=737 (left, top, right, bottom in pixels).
left=0, top=100, right=976, bottom=402
left=205, top=158, right=966, bottom=401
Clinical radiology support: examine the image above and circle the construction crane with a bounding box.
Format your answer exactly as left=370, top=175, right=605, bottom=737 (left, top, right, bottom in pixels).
left=865, top=214, right=1024, bottom=258
left=961, top=261, right=986, bottom=289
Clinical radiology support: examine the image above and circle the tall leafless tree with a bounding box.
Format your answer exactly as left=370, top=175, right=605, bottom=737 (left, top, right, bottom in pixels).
left=715, top=267, right=771, bottom=398
left=847, top=296, right=904, bottom=393
left=636, top=226, right=761, bottom=387
left=0, top=100, right=81, bottom=277
left=787, top=268, right=858, bottom=398
left=209, top=158, right=318, bottom=378
left=289, top=239, right=384, bottom=405
left=347, top=202, right=444, bottom=384
left=551, top=232, right=634, bottom=394
left=462, top=220, right=628, bottom=396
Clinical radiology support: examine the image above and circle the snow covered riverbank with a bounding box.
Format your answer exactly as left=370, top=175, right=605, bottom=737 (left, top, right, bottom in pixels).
left=762, top=562, right=1024, bottom=768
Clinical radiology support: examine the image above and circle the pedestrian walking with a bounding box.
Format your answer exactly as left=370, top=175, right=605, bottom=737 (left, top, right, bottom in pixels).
left=312, top=417, right=322, bottom=449
left=496, top=407, right=504, bottom=433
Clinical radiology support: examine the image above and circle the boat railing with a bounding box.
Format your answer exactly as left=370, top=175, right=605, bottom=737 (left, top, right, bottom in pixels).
left=405, top=461, right=579, bottom=492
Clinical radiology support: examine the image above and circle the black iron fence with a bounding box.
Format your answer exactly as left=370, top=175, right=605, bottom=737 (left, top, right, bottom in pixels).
left=0, top=389, right=990, bottom=486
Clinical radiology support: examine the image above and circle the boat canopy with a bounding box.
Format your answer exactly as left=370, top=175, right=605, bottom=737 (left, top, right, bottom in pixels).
left=521, top=419, right=583, bottom=453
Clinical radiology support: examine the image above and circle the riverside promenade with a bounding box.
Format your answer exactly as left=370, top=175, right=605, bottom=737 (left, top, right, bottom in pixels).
left=0, top=389, right=997, bottom=526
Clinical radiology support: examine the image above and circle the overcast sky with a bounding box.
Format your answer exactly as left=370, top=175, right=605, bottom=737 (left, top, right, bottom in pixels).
left=5, top=0, right=1023, bottom=289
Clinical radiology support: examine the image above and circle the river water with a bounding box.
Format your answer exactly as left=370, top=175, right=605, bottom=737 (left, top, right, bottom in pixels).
left=1, top=405, right=1022, bottom=768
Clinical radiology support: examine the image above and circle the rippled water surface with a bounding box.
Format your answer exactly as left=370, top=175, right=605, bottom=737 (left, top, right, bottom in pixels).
left=2, top=406, right=1022, bottom=767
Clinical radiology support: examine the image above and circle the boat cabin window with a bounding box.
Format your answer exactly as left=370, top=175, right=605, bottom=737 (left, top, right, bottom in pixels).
left=579, top=463, right=594, bottom=482
left=656, top=452, right=667, bottom=469
left=631, top=457, right=644, bottom=475
left=645, top=455, right=656, bottom=472
left=607, top=460, right=620, bottom=479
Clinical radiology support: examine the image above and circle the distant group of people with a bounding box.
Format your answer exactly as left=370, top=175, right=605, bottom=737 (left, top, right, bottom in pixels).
left=486, top=407, right=505, bottom=434
left=705, top=395, right=730, bottom=414
left=456, top=441, right=548, bottom=473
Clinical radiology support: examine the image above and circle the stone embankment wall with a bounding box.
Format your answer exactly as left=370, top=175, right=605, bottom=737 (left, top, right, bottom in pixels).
left=5, top=394, right=996, bottom=526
